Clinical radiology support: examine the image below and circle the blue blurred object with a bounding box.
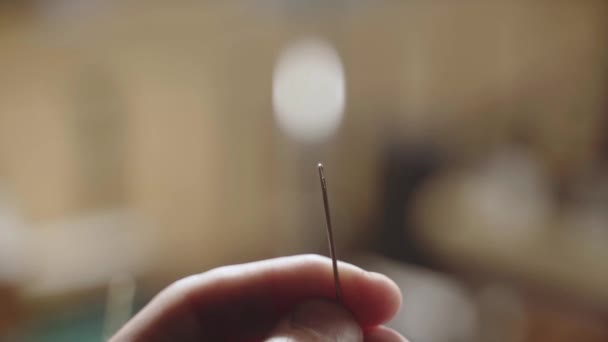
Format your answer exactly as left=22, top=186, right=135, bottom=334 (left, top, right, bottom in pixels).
left=3, top=298, right=146, bottom=342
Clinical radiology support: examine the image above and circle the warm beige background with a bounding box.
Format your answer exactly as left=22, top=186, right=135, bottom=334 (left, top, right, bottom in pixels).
left=0, top=1, right=606, bottom=293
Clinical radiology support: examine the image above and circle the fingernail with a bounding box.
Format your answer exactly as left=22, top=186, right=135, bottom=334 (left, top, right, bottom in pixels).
left=266, top=300, right=363, bottom=341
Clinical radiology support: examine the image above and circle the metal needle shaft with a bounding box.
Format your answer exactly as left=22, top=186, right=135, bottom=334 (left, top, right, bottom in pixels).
left=318, top=163, right=342, bottom=304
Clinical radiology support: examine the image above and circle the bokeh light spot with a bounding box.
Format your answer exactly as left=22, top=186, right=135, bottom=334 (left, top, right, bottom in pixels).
left=272, top=37, right=346, bottom=144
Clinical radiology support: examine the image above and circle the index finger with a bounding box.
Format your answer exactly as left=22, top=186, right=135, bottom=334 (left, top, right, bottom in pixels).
left=114, top=254, right=402, bottom=341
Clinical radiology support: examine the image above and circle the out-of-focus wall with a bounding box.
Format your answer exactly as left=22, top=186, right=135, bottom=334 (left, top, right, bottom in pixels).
left=0, top=1, right=606, bottom=288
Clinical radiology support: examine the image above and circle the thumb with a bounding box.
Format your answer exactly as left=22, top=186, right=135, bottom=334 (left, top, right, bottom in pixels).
left=265, top=299, right=363, bottom=342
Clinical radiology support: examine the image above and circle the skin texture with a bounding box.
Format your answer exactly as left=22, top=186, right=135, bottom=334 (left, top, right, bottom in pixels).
left=110, top=254, right=409, bottom=342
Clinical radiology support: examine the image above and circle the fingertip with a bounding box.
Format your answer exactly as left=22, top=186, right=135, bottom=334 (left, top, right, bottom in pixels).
left=282, top=256, right=402, bottom=326
left=343, top=268, right=402, bottom=326
left=367, top=271, right=403, bottom=315
left=232, top=255, right=404, bottom=326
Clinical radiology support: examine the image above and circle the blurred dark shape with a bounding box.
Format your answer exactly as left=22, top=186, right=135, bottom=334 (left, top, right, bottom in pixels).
left=524, top=301, right=608, bottom=342
left=376, top=139, right=442, bottom=267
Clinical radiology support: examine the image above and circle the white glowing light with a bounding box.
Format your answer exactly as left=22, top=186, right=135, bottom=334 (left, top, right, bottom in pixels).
left=272, top=37, right=346, bottom=143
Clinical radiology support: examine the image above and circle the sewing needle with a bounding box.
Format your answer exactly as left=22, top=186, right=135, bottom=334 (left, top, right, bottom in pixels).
left=318, top=163, right=343, bottom=304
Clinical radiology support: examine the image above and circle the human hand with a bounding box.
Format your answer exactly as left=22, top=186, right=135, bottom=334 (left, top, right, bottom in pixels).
left=110, top=254, right=407, bottom=341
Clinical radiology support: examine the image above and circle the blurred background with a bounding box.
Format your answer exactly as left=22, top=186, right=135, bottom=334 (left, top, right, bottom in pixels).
left=1, top=1, right=608, bottom=341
